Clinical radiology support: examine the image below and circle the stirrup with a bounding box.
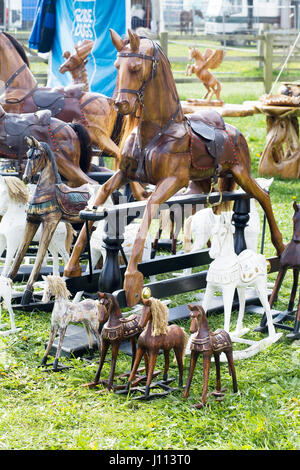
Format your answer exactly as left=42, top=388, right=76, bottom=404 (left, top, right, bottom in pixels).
left=206, top=179, right=223, bottom=207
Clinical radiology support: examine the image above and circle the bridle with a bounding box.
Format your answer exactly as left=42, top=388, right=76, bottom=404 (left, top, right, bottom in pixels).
left=116, top=38, right=185, bottom=178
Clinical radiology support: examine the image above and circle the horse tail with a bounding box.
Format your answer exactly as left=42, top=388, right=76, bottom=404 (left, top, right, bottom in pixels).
left=183, top=215, right=193, bottom=252
left=181, top=329, right=189, bottom=364
left=65, top=223, right=77, bottom=254
left=69, top=122, right=93, bottom=174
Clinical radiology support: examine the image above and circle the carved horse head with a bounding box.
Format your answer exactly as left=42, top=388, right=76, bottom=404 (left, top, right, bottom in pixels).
left=293, top=201, right=300, bottom=243
left=188, top=304, right=207, bottom=334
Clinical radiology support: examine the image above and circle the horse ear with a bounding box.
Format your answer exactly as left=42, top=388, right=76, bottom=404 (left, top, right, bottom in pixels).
left=98, top=292, right=105, bottom=299
left=110, top=29, right=124, bottom=52
left=293, top=200, right=299, bottom=212
left=128, top=29, right=140, bottom=52
left=187, top=304, right=193, bottom=310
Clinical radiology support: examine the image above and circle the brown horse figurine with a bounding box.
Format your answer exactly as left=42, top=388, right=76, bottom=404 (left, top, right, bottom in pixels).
left=257, top=201, right=300, bottom=339
left=64, top=29, right=284, bottom=307
left=185, top=47, right=225, bottom=103
left=183, top=304, right=238, bottom=408
left=126, top=297, right=189, bottom=398
left=86, top=292, right=143, bottom=391
left=59, top=40, right=94, bottom=93
left=7, top=137, right=96, bottom=305
left=0, top=103, right=95, bottom=186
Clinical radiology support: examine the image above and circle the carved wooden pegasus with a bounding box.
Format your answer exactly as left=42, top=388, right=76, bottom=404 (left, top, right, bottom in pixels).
left=185, top=47, right=225, bottom=103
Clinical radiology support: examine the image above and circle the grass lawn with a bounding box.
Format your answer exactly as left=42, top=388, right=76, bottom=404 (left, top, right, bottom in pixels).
left=0, top=37, right=299, bottom=451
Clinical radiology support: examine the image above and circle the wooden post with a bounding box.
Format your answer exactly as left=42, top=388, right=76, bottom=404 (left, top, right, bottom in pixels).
left=160, top=31, right=168, bottom=56
left=258, top=23, right=269, bottom=68
left=263, top=31, right=273, bottom=93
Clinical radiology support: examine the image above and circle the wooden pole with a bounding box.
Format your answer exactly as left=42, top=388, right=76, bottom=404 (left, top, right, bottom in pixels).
left=160, top=31, right=168, bottom=57
left=263, top=32, right=273, bottom=93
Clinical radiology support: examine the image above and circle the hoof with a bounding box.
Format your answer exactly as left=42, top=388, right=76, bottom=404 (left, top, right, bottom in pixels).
left=124, top=270, right=144, bottom=307
left=63, top=265, right=82, bottom=278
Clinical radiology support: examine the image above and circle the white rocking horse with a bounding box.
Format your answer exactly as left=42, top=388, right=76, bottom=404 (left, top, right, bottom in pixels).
left=183, top=178, right=274, bottom=276
left=0, top=275, right=21, bottom=335
left=0, top=175, right=76, bottom=277
left=197, top=210, right=282, bottom=360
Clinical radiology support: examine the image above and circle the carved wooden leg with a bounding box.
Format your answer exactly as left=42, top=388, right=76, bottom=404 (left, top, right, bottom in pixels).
left=288, top=269, right=299, bottom=311
left=8, top=220, right=40, bottom=281
left=183, top=350, right=199, bottom=398
left=22, top=217, right=60, bottom=305
left=196, top=352, right=211, bottom=408
left=107, top=340, right=121, bottom=390
left=127, top=346, right=145, bottom=389
left=41, top=324, right=58, bottom=366
left=144, top=351, right=158, bottom=397
left=174, top=344, right=185, bottom=387
left=163, top=350, right=170, bottom=382
left=231, top=165, right=284, bottom=255
left=64, top=170, right=127, bottom=277
left=124, top=176, right=187, bottom=306
left=225, top=349, right=238, bottom=393
left=52, top=326, right=67, bottom=371
left=93, top=339, right=110, bottom=385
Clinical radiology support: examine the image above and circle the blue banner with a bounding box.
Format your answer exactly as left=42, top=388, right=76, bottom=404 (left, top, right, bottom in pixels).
left=48, top=0, right=125, bottom=96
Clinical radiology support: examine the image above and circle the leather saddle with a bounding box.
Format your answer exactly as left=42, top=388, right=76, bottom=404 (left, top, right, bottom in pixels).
left=186, top=110, right=237, bottom=169
left=32, top=84, right=84, bottom=117
left=0, top=109, right=52, bottom=159
left=55, top=182, right=90, bottom=217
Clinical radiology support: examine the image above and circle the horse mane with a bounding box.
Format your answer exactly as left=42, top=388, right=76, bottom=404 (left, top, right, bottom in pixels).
left=39, top=142, right=62, bottom=183
left=3, top=176, right=29, bottom=204
left=2, top=32, right=30, bottom=68
left=45, top=275, right=71, bottom=299
left=149, top=297, right=169, bottom=336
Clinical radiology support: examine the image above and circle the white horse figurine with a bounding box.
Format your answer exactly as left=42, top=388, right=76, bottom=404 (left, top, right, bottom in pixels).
left=0, top=275, right=21, bottom=335
left=0, top=176, right=76, bottom=277
left=85, top=191, right=154, bottom=280
left=41, top=275, right=104, bottom=371
left=198, top=211, right=282, bottom=360
left=182, top=178, right=274, bottom=275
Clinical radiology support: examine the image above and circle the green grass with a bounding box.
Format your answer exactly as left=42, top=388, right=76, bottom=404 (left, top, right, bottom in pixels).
left=0, top=39, right=299, bottom=451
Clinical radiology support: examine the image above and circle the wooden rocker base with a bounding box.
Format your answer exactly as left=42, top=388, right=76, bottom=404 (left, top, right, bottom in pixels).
left=84, top=369, right=162, bottom=392
left=0, top=324, right=21, bottom=336
left=39, top=363, right=73, bottom=372
left=218, top=332, right=282, bottom=362
left=117, top=377, right=179, bottom=400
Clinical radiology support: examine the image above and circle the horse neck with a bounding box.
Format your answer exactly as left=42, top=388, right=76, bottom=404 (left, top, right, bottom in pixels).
left=70, top=65, right=89, bottom=92
left=140, top=51, right=185, bottom=145
left=34, top=156, right=57, bottom=200
left=195, top=313, right=210, bottom=340
left=106, top=302, right=123, bottom=327
left=216, top=226, right=235, bottom=258
left=0, top=39, right=37, bottom=91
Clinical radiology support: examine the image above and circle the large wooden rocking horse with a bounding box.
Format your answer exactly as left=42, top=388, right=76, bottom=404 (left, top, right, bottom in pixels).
left=8, top=137, right=95, bottom=305
left=64, top=29, right=284, bottom=307
left=0, top=104, right=95, bottom=186
left=0, top=32, right=120, bottom=161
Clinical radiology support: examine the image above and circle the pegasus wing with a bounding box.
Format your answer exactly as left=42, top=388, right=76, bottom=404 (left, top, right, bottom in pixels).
left=205, top=49, right=225, bottom=70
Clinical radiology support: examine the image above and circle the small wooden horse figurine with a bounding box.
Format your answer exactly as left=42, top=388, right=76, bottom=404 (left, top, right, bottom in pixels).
left=256, top=201, right=300, bottom=340
left=41, top=275, right=105, bottom=371
left=87, top=292, right=143, bottom=391
left=126, top=297, right=189, bottom=399
left=7, top=136, right=95, bottom=305
left=59, top=40, right=94, bottom=92
left=183, top=304, right=238, bottom=408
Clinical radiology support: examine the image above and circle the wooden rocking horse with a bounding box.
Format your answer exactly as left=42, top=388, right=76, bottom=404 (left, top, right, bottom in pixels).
left=64, top=29, right=284, bottom=309
left=0, top=32, right=121, bottom=161
left=0, top=104, right=95, bottom=186
left=125, top=296, right=189, bottom=399
left=183, top=304, right=238, bottom=408
left=7, top=136, right=95, bottom=305
left=86, top=292, right=143, bottom=391
left=256, top=201, right=300, bottom=340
